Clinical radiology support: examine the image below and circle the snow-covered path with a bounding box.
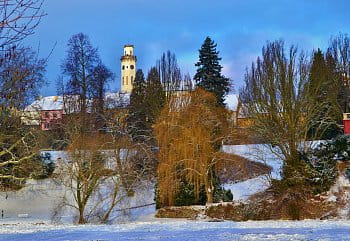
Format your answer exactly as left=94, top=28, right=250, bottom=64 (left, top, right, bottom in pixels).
left=1, top=220, right=350, bottom=241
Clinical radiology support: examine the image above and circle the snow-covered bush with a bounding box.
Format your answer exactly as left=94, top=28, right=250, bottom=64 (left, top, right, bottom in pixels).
left=32, top=152, right=55, bottom=179
left=305, top=135, right=350, bottom=194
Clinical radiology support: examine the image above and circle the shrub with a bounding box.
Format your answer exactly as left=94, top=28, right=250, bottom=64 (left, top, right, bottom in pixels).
left=305, top=135, right=350, bottom=194
left=155, top=176, right=233, bottom=208
left=32, top=152, right=55, bottom=179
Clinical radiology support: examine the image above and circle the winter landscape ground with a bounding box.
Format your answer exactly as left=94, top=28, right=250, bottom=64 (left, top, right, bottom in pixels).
left=1, top=144, right=349, bottom=240
left=2, top=219, right=350, bottom=241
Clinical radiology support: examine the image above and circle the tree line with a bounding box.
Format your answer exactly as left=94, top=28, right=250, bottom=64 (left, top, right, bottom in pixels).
left=2, top=0, right=350, bottom=223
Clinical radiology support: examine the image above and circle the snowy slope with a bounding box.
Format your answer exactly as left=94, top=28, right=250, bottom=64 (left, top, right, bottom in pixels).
left=222, top=144, right=283, bottom=201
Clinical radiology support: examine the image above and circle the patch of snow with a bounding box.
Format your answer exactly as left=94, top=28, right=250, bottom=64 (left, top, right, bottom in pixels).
left=223, top=176, right=270, bottom=201
left=327, top=195, right=337, bottom=202
left=222, top=144, right=284, bottom=201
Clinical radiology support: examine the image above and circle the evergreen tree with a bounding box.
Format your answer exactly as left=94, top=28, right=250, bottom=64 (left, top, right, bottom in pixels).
left=128, top=69, right=149, bottom=142
left=194, top=37, right=230, bottom=106
left=144, top=67, right=166, bottom=127
left=309, top=49, right=342, bottom=139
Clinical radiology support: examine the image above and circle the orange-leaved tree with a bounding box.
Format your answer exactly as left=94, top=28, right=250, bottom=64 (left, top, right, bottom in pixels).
left=154, top=88, right=228, bottom=207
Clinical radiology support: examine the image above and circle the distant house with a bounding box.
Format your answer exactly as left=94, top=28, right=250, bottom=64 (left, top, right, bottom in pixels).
left=23, top=96, right=64, bottom=131
left=22, top=93, right=130, bottom=131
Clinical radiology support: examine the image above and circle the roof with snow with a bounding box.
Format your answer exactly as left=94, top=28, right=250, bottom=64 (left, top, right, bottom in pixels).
left=224, top=94, right=239, bottom=111
left=25, top=96, right=64, bottom=111
left=24, top=92, right=130, bottom=112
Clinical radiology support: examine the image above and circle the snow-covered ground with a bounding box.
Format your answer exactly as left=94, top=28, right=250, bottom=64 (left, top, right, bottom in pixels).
left=4, top=143, right=347, bottom=241
left=1, top=220, right=350, bottom=240
left=222, top=144, right=283, bottom=201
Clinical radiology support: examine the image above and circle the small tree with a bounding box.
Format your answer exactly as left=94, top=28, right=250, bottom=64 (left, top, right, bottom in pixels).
left=155, top=88, right=229, bottom=207
left=55, top=106, right=155, bottom=224
left=194, top=37, right=230, bottom=106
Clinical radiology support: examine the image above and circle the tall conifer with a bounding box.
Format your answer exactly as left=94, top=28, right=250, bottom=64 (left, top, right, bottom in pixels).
left=128, top=69, right=149, bottom=142
left=194, top=37, right=230, bottom=106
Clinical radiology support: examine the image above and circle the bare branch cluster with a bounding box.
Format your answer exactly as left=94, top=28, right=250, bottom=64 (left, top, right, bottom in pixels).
left=0, top=0, right=46, bottom=48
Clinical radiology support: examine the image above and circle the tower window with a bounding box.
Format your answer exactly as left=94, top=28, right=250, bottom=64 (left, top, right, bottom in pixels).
left=130, top=65, right=134, bottom=69
left=131, top=76, right=134, bottom=84
left=126, top=65, right=129, bottom=69
left=126, top=76, right=128, bottom=85
left=122, top=77, right=124, bottom=85
left=122, top=65, right=125, bottom=70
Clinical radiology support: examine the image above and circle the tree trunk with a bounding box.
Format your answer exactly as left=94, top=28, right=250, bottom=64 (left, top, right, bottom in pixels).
left=78, top=209, right=85, bottom=224
left=206, top=178, right=214, bottom=204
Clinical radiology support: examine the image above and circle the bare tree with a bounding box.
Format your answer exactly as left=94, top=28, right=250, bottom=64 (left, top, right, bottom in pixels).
left=156, top=51, right=193, bottom=101
left=0, top=0, right=46, bottom=190
left=240, top=40, right=337, bottom=183
left=60, top=33, right=113, bottom=115
left=328, top=33, right=350, bottom=113
left=54, top=107, right=155, bottom=224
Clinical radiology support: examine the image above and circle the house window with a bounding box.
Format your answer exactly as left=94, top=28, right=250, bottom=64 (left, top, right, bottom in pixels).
left=44, top=123, right=50, bottom=129
left=53, top=113, right=57, bottom=118
left=44, top=112, right=49, bottom=118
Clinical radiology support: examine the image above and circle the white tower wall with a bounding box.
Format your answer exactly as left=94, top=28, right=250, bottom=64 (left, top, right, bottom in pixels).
left=121, top=45, right=136, bottom=93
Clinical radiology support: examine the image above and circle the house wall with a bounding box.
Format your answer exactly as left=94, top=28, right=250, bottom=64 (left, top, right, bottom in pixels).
left=41, top=110, right=63, bottom=131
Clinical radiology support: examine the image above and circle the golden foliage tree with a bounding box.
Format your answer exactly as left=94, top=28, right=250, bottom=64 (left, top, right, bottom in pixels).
left=155, top=88, right=228, bottom=207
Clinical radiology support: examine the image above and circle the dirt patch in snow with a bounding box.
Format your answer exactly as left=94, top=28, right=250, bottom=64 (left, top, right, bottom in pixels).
left=216, top=153, right=271, bottom=183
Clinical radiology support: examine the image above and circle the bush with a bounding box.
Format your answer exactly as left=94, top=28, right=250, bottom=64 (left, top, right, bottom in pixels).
left=304, top=135, right=350, bottom=194
left=174, top=181, right=205, bottom=206
left=155, top=176, right=233, bottom=208
left=32, top=152, right=55, bottom=179
left=345, top=168, right=350, bottom=180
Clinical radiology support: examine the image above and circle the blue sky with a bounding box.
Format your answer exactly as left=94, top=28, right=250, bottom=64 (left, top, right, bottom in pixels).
left=24, top=0, right=350, bottom=96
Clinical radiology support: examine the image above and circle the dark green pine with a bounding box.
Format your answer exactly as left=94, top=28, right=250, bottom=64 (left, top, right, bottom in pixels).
left=194, top=37, right=230, bottom=106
